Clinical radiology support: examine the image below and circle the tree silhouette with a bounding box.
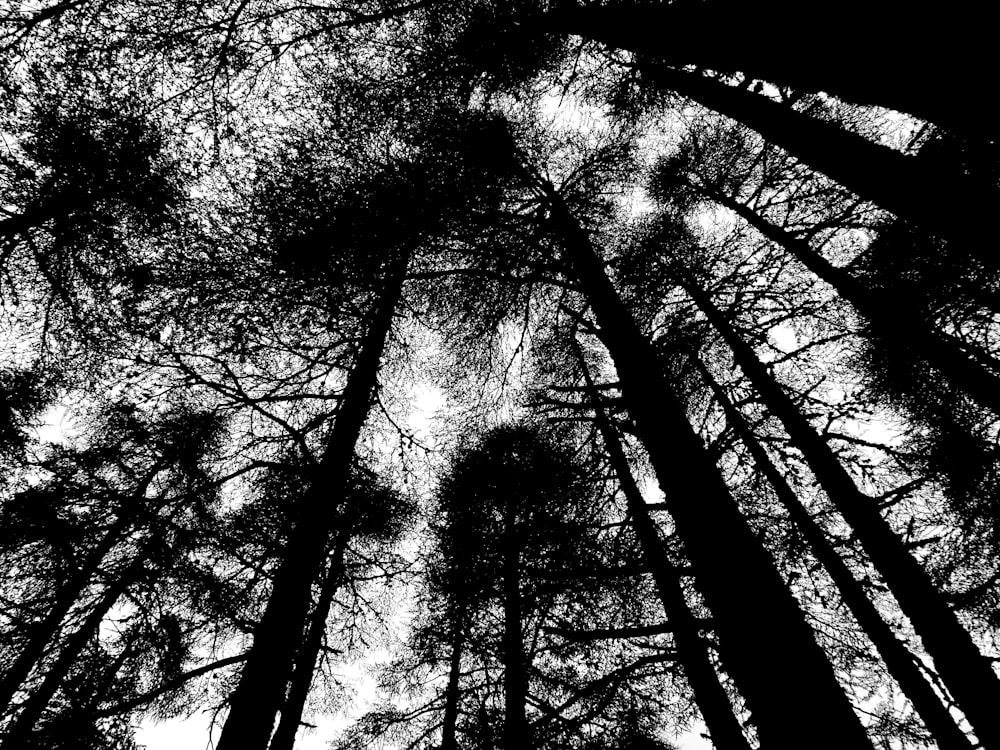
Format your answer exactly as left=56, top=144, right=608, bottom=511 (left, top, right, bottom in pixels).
left=0, top=3, right=998, bottom=749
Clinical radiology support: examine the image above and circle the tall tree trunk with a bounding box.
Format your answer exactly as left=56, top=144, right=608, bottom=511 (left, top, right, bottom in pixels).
left=634, top=65, right=997, bottom=262
left=545, top=191, right=874, bottom=748
left=1, top=549, right=149, bottom=748
left=544, top=1, right=995, bottom=143
left=440, top=615, right=466, bottom=750
left=501, top=494, right=529, bottom=750
left=579, top=356, right=752, bottom=750
left=0, top=511, right=135, bottom=713
left=216, top=252, right=410, bottom=750
left=267, top=529, right=351, bottom=750
left=700, top=186, right=1000, bottom=415
left=683, top=278, right=1000, bottom=749
left=695, top=357, right=975, bottom=750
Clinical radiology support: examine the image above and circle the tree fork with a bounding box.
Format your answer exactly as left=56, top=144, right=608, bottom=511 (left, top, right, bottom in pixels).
left=0, top=510, right=135, bottom=714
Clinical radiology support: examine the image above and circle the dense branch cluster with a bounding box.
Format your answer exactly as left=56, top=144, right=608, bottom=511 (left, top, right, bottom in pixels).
left=1, top=2, right=998, bottom=749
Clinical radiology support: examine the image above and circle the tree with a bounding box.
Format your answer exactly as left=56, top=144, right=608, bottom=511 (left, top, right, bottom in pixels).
left=0, top=402, right=226, bottom=748
left=1, top=3, right=999, bottom=749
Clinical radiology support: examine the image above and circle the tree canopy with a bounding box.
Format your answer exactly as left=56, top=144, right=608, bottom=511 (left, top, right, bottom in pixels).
left=1, top=3, right=998, bottom=749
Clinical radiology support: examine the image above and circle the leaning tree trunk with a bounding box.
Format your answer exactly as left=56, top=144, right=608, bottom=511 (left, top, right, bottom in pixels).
left=579, top=357, right=752, bottom=750
left=267, top=528, right=351, bottom=750
left=683, top=278, right=1000, bottom=750
left=1, top=545, right=152, bottom=748
left=544, top=1, right=995, bottom=143
left=634, top=65, right=997, bottom=262
left=0, top=510, right=135, bottom=714
left=545, top=191, right=874, bottom=748
left=700, top=186, right=1000, bottom=416
left=216, top=251, right=410, bottom=750
left=695, top=357, right=975, bottom=750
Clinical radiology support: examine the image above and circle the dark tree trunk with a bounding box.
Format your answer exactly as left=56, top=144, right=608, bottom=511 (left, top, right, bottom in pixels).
left=439, top=617, right=466, bottom=750
left=634, top=65, right=997, bottom=263
left=546, top=192, right=874, bottom=748
left=696, top=358, right=975, bottom=750
left=545, top=1, right=996, bottom=143
left=1, top=550, right=147, bottom=748
left=267, top=529, right=351, bottom=750
left=684, top=279, right=1000, bottom=749
left=0, top=512, right=134, bottom=713
left=216, top=252, right=410, bottom=750
left=501, top=494, right=529, bottom=750
left=580, top=360, right=752, bottom=750
left=702, top=187, right=1000, bottom=415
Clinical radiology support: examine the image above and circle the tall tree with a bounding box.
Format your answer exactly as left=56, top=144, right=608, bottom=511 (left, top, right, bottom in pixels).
left=538, top=182, right=874, bottom=747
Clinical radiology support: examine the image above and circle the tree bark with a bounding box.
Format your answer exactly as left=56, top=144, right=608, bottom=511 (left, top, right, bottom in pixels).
left=580, top=356, right=751, bottom=750
left=684, top=278, right=1000, bottom=749
left=696, top=357, right=975, bottom=750
left=546, top=192, right=874, bottom=748
left=216, top=251, right=410, bottom=750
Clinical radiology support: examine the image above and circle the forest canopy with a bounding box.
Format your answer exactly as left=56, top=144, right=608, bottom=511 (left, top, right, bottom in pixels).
left=1, top=2, right=998, bottom=749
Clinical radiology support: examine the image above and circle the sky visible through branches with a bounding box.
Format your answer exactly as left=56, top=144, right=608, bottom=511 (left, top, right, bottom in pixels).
left=2, top=3, right=999, bottom=750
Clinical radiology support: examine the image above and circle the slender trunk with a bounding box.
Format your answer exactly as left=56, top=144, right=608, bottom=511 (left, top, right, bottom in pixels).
left=636, top=65, right=997, bottom=261
left=1, top=551, right=147, bottom=747
left=216, top=252, right=410, bottom=750
left=501, top=496, right=529, bottom=750
left=545, top=2, right=995, bottom=143
left=580, top=358, right=752, bottom=750
left=267, top=529, right=351, bottom=750
left=684, top=279, right=1000, bottom=749
left=0, top=512, right=134, bottom=713
left=547, top=192, right=874, bottom=748
left=697, top=358, right=975, bottom=750
left=440, top=616, right=466, bottom=750
left=704, top=188, right=1000, bottom=415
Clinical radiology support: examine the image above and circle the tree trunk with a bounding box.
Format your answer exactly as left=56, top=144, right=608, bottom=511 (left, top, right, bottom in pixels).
left=580, top=358, right=752, bottom=750
left=501, top=492, right=530, bottom=750
left=684, top=278, right=1000, bottom=749
left=546, top=192, right=874, bottom=748
left=0, top=511, right=134, bottom=713
left=702, top=187, right=1000, bottom=415
left=216, top=251, right=410, bottom=750
left=545, top=1, right=996, bottom=143
left=696, top=357, right=975, bottom=750
left=635, top=65, right=997, bottom=262
left=440, top=616, right=466, bottom=750
left=267, top=529, right=351, bottom=750
left=1, top=549, right=148, bottom=748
